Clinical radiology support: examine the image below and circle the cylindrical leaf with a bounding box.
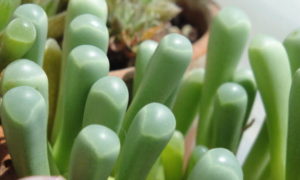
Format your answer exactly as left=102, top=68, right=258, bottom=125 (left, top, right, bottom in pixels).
left=82, top=76, right=129, bottom=133
left=0, top=0, right=21, bottom=31
left=249, top=35, right=291, bottom=180
left=210, top=82, right=248, bottom=153
left=0, top=18, right=36, bottom=68
left=69, top=125, right=120, bottom=180
left=161, top=131, right=184, bottom=180
left=116, top=103, right=176, bottom=180
left=187, top=148, right=243, bottom=180
left=63, top=14, right=109, bottom=60
left=51, top=14, right=109, bottom=142
left=146, top=158, right=165, bottom=180
left=197, top=7, right=251, bottom=146
left=121, top=33, right=192, bottom=137
left=243, top=121, right=270, bottom=180
left=52, top=45, right=109, bottom=174
left=14, top=4, right=48, bottom=65
left=233, top=69, right=257, bottom=127
left=42, top=38, right=62, bottom=137
left=133, top=40, right=158, bottom=95
left=283, top=29, right=300, bottom=75
left=1, top=86, right=49, bottom=177
left=172, top=68, right=204, bottom=134
left=286, top=69, right=300, bottom=180
left=1, top=59, right=48, bottom=105
left=185, top=145, right=208, bottom=178
left=65, top=0, right=108, bottom=25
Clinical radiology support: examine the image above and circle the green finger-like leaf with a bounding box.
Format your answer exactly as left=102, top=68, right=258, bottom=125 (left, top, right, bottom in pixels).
left=185, top=145, right=208, bottom=178
left=116, top=103, right=176, bottom=180
left=187, top=148, right=243, bottom=180
left=47, top=143, right=60, bottom=175
left=286, top=69, right=300, bottom=180
left=0, top=59, right=48, bottom=105
left=197, top=7, right=251, bottom=146
left=121, top=33, right=192, bottom=138
left=284, top=29, right=300, bottom=75
left=249, top=35, right=291, bottom=180
left=172, top=68, right=204, bottom=134
left=63, top=14, right=109, bottom=61
left=133, top=40, right=158, bottom=95
left=65, top=0, right=108, bottom=25
left=161, top=131, right=184, bottom=180
left=48, top=11, right=65, bottom=39
left=233, top=69, right=257, bottom=127
left=52, top=14, right=109, bottom=143
left=34, top=0, right=60, bottom=16
left=146, top=158, right=165, bottom=180
left=43, top=38, right=62, bottom=137
left=259, top=163, right=271, bottom=180
left=210, top=82, right=247, bottom=153
left=52, top=45, right=109, bottom=174
left=0, top=0, right=21, bottom=31
left=69, top=125, right=120, bottom=180
left=164, top=85, right=180, bottom=109
left=0, top=18, right=36, bottom=68
left=82, top=76, right=129, bottom=133
left=243, top=120, right=270, bottom=180
left=1, top=86, right=49, bottom=177
left=14, top=4, right=48, bottom=65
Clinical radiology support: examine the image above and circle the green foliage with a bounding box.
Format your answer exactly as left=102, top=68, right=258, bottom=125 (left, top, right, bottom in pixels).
left=187, top=148, right=243, bottom=180
left=13, top=4, right=48, bottom=65
left=0, top=59, right=48, bottom=104
left=3, top=2, right=300, bottom=180
left=1, top=86, right=49, bottom=176
left=116, top=103, right=175, bottom=180
left=82, top=76, right=129, bottom=133
left=172, top=68, right=204, bottom=134
left=161, top=131, right=184, bottom=180
left=69, top=125, right=120, bottom=180
left=133, top=40, right=158, bottom=95
left=249, top=34, right=291, bottom=180
left=0, top=18, right=36, bottom=68
left=121, top=33, right=192, bottom=138
left=186, top=145, right=208, bottom=177
left=233, top=69, right=257, bottom=127
left=0, top=0, right=21, bottom=32
left=284, top=29, right=300, bottom=75
left=210, top=82, right=247, bottom=153
left=52, top=45, right=109, bottom=174
left=286, top=69, right=300, bottom=180
left=243, top=121, right=270, bottom=180
left=197, top=7, right=251, bottom=146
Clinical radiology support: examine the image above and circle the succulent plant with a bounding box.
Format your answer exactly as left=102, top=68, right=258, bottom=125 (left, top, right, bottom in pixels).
left=2, top=1, right=300, bottom=180
left=68, top=125, right=120, bottom=180
left=197, top=7, right=251, bottom=146
left=187, top=148, right=243, bottom=180
left=286, top=69, right=300, bottom=180
left=172, top=68, right=204, bottom=135
left=243, top=121, right=270, bottom=180
left=107, top=0, right=181, bottom=48
left=1, top=86, right=49, bottom=177
left=249, top=35, right=291, bottom=180
left=210, top=82, right=247, bottom=153
left=0, top=0, right=21, bottom=32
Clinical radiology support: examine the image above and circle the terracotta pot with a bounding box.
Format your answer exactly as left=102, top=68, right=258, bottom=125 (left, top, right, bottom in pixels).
left=0, top=2, right=219, bottom=180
